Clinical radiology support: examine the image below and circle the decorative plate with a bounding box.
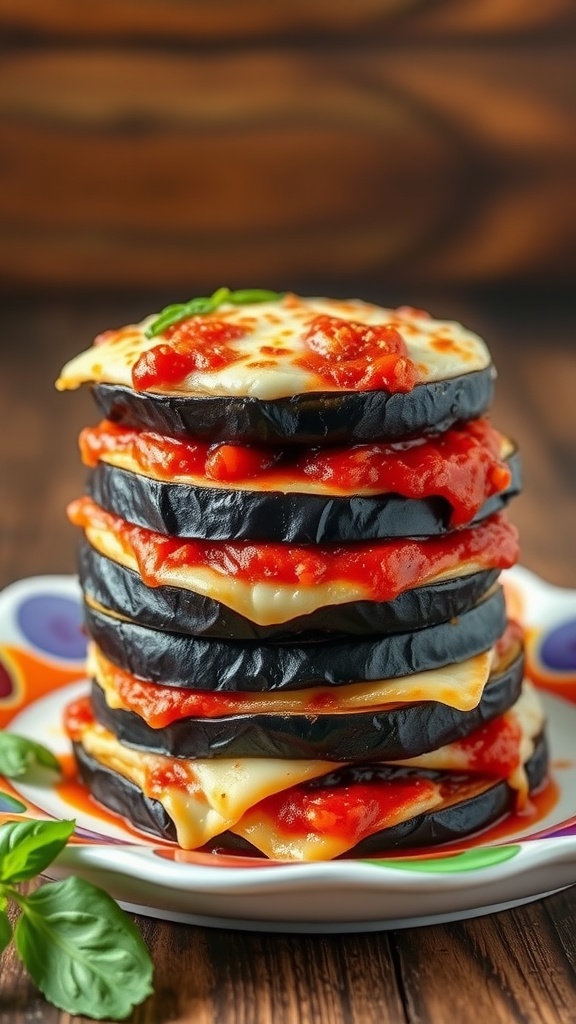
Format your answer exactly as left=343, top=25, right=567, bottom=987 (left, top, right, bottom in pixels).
left=0, top=568, right=575, bottom=933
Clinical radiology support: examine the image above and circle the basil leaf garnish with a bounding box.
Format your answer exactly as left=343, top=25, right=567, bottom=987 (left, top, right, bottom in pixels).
left=14, top=876, right=153, bottom=1019
left=145, top=287, right=284, bottom=337
left=0, top=819, right=154, bottom=1018
left=0, top=819, right=74, bottom=883
left=0, top=732, right=61, bottom=779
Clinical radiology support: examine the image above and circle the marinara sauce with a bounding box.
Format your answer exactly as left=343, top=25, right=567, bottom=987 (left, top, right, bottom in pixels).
left=67, top=497, right=519, bottom=598
left=80, top=417, right=512, bottom=528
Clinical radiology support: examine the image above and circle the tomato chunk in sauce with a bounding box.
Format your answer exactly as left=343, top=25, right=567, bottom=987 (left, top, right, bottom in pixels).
left=132, top=319, right=247, bottom=391
left=298, top=314, right=420, bottom=391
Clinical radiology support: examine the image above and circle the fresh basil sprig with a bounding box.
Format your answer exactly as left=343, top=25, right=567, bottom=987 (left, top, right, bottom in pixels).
left=0, top=734, right=154, bottom=1018
left=145, top=286, right=284, bottom=338
left=0, top=733, right=60, bottom=779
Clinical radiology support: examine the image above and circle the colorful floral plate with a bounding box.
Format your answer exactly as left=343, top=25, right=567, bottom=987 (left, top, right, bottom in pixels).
left=1, top=568, right=575, bottom=933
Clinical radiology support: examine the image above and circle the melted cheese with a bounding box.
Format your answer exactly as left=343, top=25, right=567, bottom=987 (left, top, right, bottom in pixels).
left=234, top=785, right=445, bottom=862
left=81, top=522, right=493, bottom=625
left=75, top=683, right=544, bottom=857
left=55, top=295, right=491, bottom=400
left=90, top=640, right=493, bottom=718
left=78, top=720, right=338, bottom=849
left=395, top=681, right=544, bottom=805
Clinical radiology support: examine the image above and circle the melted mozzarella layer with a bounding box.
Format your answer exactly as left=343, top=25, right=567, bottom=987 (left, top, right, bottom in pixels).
left=90, top=641, right=493, bottom=718
left=78, top=720, right=337, bottom=849
left=74, top=683, right=542, bottom=857
left=56, top=295, right=491, bottom=400
left=82, top=523, right=492, bottom=626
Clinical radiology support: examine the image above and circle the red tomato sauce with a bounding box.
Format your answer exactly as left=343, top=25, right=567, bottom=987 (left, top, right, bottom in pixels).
left=450, top=713, right=522, bottom=776
left=63, top=696, right=197, bottom=796
left=80, top=418, right=512, bottom=528
left=255, top=777, right=439, bottom=842
left=132, top=319, right=247, bottom=391
left=91, top=656, right=375, bottom=727
left=146, top=760, right=196, bottom=797
left=67, top=497, right=519, bottom=595
left=496, top=619, right=524, bottom=658
left=64, top=696, right=96, bottom=740
left=297, top=314, right=420, bottom=391
left=129, top=311, right=423, bottom=394
left=91, top=633, right=514, bottom=728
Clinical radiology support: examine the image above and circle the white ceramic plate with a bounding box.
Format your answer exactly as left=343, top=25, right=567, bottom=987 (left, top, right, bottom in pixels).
left=1, top=569, right=575, bottom=933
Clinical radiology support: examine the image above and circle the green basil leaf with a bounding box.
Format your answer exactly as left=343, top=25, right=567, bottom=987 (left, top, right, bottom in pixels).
left=0, top=907, right=12, bottom=955
left=207, top=285, right=232, bottom=307
left=0, top=732, right=60, bottom=779
left=175, top=295, right=219, bottom=319
left=150, top=302, right=186, bottom=319
left=145, top=292, right=221, bottom=338
left=15, top=876, right=153, bottom=1020
left=145, top=285, right=282, bottom=337
left=0, top=819, right=75, bottom=883
left=229, top=288, right=284, bottom=304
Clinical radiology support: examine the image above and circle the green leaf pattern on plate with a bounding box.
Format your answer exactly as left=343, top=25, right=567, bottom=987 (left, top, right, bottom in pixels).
left=0, top=792, right=27, bottom=813
left=364, top=845, right=520, bottom=873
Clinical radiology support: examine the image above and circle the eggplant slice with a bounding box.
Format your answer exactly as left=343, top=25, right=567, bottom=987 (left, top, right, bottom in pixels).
left=89, top=643, right=524, bottom=760
left=92, top=367, right=495, bottom=447
left=87, top=447, right=521, bottom=543
left=70, top=731, right=548, bottom=854
left=83, top=585, right=508, bottom=691
left=78, top=542, right=502, bottom=641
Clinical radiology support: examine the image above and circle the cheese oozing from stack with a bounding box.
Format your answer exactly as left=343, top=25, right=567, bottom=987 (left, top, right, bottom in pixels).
left=57, top=292, right=548, bottom=860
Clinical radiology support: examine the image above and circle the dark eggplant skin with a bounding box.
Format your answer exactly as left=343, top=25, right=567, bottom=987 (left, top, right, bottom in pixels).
left=70, top=731, right=548, bottom=854
left=92, top=367, right=495, bottom=447
left=87, top=447, right=521, bottom=543
left=88, top=644, right=524, bottom=761
left=83, top=586, right=508, bottom=691
left=72, top=740, right=178, bottom=844
left=78, top=542, right=502, bottom=641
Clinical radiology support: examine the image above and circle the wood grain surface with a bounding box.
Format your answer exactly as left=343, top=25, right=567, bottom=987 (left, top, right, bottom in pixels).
left=0, top=287, right=575, bottom=1023
left=1, top=7, right=575, bottom=290
left=1, top=0, right=575, bottom=40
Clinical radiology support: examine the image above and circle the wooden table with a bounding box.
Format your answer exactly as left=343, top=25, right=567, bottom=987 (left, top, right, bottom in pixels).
left=0, top=288, right=575, bottom=1023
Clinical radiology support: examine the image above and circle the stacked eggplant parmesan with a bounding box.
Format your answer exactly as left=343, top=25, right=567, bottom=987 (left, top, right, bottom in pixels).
left=56, top=290, right=548, bottom=860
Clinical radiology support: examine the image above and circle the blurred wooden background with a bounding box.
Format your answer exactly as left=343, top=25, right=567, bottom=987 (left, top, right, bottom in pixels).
left=0, top=1, right=575, bottom=290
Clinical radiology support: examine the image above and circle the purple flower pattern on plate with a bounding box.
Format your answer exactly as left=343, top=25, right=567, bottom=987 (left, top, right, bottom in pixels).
left=539, top=619, right=576, bottom=673
left=16, top=593, right=86, bottom=661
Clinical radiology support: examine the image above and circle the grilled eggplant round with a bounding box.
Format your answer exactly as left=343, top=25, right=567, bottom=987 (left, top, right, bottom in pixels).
left=78, top=542, right=502, bottom=641
left=83, top=585, right=508, bottom=691
left=92, top=367, right=495, bottom=447
left=87, top=447, right=521, bottom=543
left=70, top=731, right=547, bottom=854
left=88, top=643, right=523, bottom=761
